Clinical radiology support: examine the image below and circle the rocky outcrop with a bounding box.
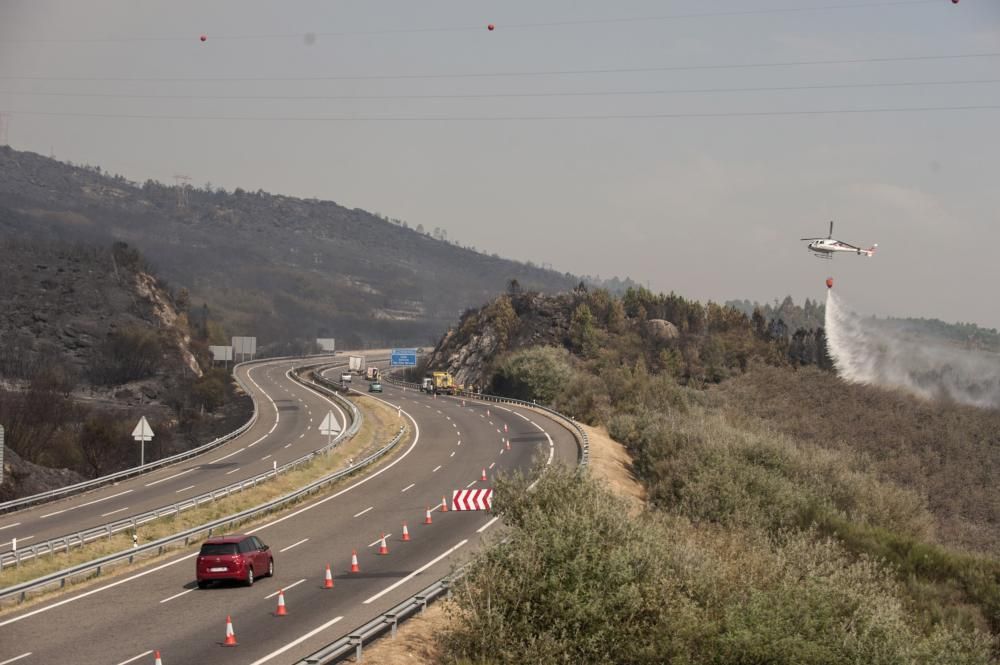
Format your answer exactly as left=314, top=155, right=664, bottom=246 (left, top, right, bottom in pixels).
left=647, top=319, right=679, bottom=340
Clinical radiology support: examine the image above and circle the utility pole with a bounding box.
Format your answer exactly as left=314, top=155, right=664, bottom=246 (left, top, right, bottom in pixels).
left=173, top=174, right=192, bottom=209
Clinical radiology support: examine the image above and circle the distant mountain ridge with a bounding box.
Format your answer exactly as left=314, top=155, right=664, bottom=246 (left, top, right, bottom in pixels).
left=0, top=146, right=583, bottom=349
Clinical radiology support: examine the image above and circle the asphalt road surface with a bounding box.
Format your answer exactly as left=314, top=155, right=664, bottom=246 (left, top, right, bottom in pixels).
left=0, top=355, right=348, bottom=558
left=0, top=377, right=580, bottom=665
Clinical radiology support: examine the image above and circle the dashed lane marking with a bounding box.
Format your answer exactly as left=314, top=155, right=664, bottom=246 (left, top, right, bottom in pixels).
left=279, top=539, right=309, bottom=553
left=100, top=507, right=129, bottom=518
left=145, top=468, right=195, bottom=487
left=354, top=506, right=374, bottom=518
left=114, top=651, right=152, bottom=665
left=225, top=467, right=241, bottom=475
left=40, top=489, right=133, bottom=518
left=368, top=533, right=393, bottom=547
left=175, top=485, right=196, bottom=493
left=401, top=483, right=415, bottom=493
left=159, top=589, right=194, bottom=604
left=265, top=577, right=306, bottom=598
left=432, top=465, right=441, bottom=472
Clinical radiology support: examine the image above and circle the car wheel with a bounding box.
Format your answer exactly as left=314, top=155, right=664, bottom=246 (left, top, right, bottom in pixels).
left=267, top=558, right=274, bottom=578
left=245, top=567, right=254, bottom=587
left=197, top=580, right=209, bottom=589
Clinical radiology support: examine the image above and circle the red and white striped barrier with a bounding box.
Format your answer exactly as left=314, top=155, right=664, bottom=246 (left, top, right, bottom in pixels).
left=451, top=488, right=493, bottom=511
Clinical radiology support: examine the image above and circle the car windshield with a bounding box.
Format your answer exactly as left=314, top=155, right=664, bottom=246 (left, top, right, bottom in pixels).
left=199, top=543, right=239, bottom=556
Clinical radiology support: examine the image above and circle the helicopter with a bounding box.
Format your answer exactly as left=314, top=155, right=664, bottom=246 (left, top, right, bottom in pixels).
left=801, top=221, right=876, bottom=259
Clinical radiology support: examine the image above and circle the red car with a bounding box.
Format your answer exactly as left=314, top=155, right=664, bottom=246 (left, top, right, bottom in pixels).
left=196, top=534, right=274, bottom=588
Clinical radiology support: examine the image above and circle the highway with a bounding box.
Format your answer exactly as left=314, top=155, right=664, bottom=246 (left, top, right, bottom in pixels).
left=0, top=355, right=348, bottom=559
left=0, top=378, right=580, bottom=665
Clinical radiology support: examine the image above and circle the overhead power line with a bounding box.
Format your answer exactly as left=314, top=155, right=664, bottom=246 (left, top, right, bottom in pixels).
left=6, top=104, right=999, bottom=123
left=1, top=52, right=997, bottom=83
left=0, top=78, right=997, bottom=102
left=0, top=1, right=938, bottom=44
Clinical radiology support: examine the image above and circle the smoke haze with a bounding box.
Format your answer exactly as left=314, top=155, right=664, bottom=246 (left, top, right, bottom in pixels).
left=825, top=291, right=1000, bottom=410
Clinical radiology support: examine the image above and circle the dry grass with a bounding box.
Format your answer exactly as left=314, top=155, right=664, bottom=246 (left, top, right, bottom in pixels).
left=355, top=601, right=453, bottom=665
left=0, top=393, right=408, bottom=612
left=580, top=422, right=646, bottom=514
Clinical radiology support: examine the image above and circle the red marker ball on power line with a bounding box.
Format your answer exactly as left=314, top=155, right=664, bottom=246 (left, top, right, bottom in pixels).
left=200, top=34, right=207, bottom=42
left=487, top=24, right=495, bottom=31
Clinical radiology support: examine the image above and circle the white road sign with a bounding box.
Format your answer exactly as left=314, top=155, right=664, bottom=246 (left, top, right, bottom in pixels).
left=319, top=411, right=341, bottom=435
left=131, top=416, right=154, bottom=467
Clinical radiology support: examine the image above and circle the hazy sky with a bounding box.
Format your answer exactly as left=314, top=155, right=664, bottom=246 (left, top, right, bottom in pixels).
left=2, top=1, right=998, bottom=329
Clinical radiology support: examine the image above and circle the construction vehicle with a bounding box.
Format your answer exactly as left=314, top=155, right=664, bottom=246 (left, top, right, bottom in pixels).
left=349, top=355, right=366, bottom=374
left=365, top=367, right=380, bottom=381
left=432, top=372, right=458, bottom=395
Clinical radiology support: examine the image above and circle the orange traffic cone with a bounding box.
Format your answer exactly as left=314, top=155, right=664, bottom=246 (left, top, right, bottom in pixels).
left=481, top=468, right=487, bottom=481
left=424, top=506, right=433, bottom=524
left=440, top=496, right=449, bottom=512
left=350, top=549, right=360, bottom=573
left=324, top=564, right=334, bottom=589
left=504, top=423, right=508, bottom=433
left=402, top=521, right=411, bottom=541
left=505, top=438, right=511, bottom=451
left=378, top=533, right=389, bottom=555
left=275, top=589, right=288, bottom=616
left=154, top=651, right=163, bottom=665
left=223, top=615, right=238, bottom=647
left=486, top=408, right=490, bottom=417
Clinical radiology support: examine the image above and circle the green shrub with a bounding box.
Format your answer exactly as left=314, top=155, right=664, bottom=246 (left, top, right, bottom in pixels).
left=440, top=468, right=995, bottom=664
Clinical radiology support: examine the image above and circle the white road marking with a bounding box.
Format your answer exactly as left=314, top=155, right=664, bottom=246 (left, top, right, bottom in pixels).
left=453, top=423, right=458, bottom=428
left=261, top=454, right=272, bottom=461
left=115, top=652, right=153, bottom=665
left=368, top=534, right=393, bottom=547
left=432, top=465, right=442, bottom=473
left=3, top=535, right=32, bottom=548
left=456, top=431, right=460, bottom=436
left=279, top=538, right=309, bottom=553
left=364, top=539, right=468, bottom=604
left=145, top=468, right=195, bottom=487
left=246, top=615, right=343, bottom=665
left=477, top=516, right=500, bottom=533
left=353, top=506, right=374, bottom=518
left=209, top=447, right=245, bottom=464
left=285, top=443, right=292, bottom=448
left=40, top=489, right=133, bottom=518
left=466, top=480, right=478, bottom=488
left=0, top=653, right=32, bottom=665
left=489, top=462, right=496, bottom=469
left=225, top=467, right=241, bottom=475
left=247, top=434, right=268, bottom=448
left=515, top=411, right=531, bottom=421
left=265, top=577, right=306, bottom=598
left=401, top=483, right=415, bottom=493
left=159, top=589, right=194, bottom=604
left=457, top=440, right=461, bottom=446
left=450, top=451, right=455, bottom=457
left=175, top=485, right=196, bottom=493
left=100, top=507, right=129, bottom=518
left=268, top=423, right=277, bottom=434
left=0, top=522, right=22, bottom=531
left=299, top=432, right=306, bottom=438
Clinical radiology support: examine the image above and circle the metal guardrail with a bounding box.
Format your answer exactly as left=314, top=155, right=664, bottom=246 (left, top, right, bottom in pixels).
left=296, top=372, right=590, bottom=664
left=0, top=365, right=358, bottom=571
left=0, top=377, right=405, bottom=605
left=0, top=354, right=342, bottom=515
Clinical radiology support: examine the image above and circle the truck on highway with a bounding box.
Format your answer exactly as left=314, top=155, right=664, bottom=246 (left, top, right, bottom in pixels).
left=349, top=355, right=366, bottom=375
left=365, top=367, right=380, bottom=381
left=420, top=376, right=434, bottom=393
left=432, top=371, right=458, bottom=395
